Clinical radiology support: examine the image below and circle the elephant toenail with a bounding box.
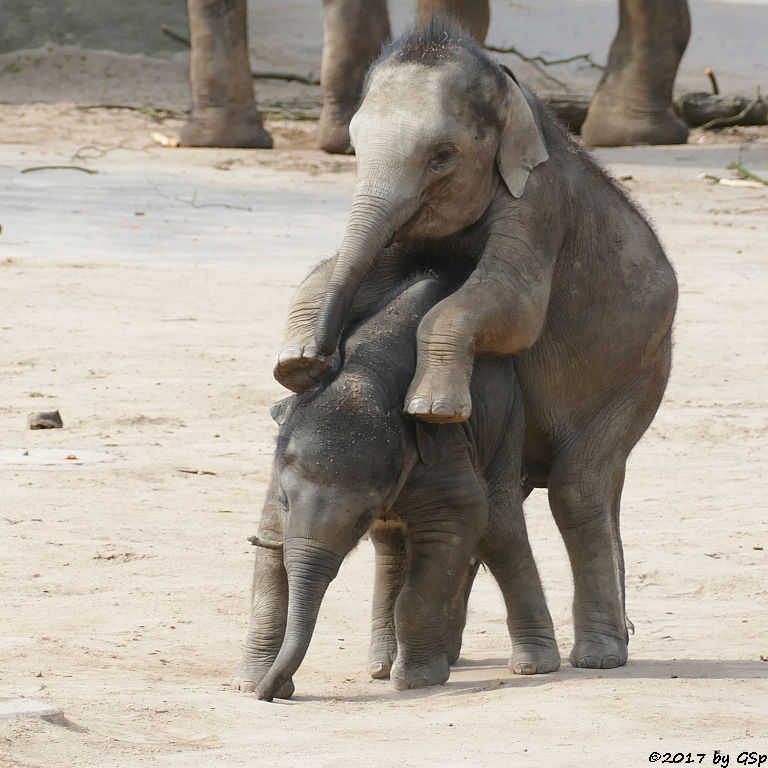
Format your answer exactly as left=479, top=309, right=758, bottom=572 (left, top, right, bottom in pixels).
left=278, top=346, right=303, bottom=364
left=369, top=662, right=387, bottom=678
left=431, top=400, right=454, bottom=417
left=602, top=655, right=621, bottom=668
left=577, top=656, right=601, bottom=668
left=513, top=662, right=535, bottom=675
left=407, top=397, right=430, bottom=415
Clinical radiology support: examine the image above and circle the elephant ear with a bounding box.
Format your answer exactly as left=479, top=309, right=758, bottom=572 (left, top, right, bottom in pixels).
left=496, top=70, right=549, bottom=199
left=270, top=396, right=296, bottom=426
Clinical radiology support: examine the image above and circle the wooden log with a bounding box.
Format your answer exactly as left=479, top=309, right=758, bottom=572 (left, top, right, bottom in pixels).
left=676, top=91, right=768, bottom=128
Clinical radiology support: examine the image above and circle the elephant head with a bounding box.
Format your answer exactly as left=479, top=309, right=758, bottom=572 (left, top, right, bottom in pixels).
left=254, top=385, right=415, bottom=701
left=313, top=18, right=548, bottom=358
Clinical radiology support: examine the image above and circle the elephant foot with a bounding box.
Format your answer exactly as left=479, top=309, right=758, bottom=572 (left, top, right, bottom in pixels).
left=368, top=639, right=397, bottom=679
left=509, top=638, right=561, bottom=675
left=390, top=654, right=450, bottom=690
left=179, top=109, right=273, bottom=149
left=274, top=346, right=340, bottom=393
left=404, top=371, right=472, bottom=424
left=581, top=104, right=688, bottom=147
left=569, top=631, right=628, bottom=670
left=232, top=664, right=295, bottom=699
left=317, top=104, right=354, bottom=154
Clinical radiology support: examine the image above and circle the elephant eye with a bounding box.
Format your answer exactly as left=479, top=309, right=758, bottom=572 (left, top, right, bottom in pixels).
left=278, top=487, right=288, bottom=512
left=429, top=144, right=457, bottom=173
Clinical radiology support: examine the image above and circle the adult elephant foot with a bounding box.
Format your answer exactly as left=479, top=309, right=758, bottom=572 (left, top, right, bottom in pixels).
left=509, top=638, right=561, bottom=675
left=183, top=0, right=273, bottom=149
left=179, top=108, right=273, bottom=149
left=390, top=654, right=450, bottom=690
left=569, top=630, right=629, bottom=670
left=581, top=94, right=688, bottom=147
left=232, top=662, right=295, bottom=698
left=581, top=0, right=690, bottom=147
left=317, top=104, right=354, bottom=154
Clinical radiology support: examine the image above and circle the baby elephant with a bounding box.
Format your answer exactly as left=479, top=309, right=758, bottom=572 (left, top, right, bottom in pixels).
left=235, top=277, right=559, bottom=701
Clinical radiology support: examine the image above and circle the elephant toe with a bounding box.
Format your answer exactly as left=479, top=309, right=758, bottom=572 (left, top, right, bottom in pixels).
left=369, top=660, right=391, bottom=680
left=232, top=677, right=258, bottom=693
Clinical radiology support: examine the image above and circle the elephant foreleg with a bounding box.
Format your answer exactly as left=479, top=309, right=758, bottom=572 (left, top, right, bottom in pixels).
left=368, top=521, right=408, bottom=679
left=233, top=471, right=293, bottom=697
left=391, top=461, right=487, bottom=690
left=405, top=235, right=553, bottom=423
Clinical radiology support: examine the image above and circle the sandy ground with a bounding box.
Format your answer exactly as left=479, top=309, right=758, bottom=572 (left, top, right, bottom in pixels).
left=1, top=5, right=768, bottom=765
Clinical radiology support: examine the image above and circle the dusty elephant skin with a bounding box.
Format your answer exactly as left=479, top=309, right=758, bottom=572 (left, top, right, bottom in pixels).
left=235, top=278, right=560, bottom=701
left=275, top=21, right=678, bottom=672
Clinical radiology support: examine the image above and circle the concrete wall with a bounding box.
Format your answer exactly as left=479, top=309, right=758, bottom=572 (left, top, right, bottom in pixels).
left=0, top=0, right=189, bottom=56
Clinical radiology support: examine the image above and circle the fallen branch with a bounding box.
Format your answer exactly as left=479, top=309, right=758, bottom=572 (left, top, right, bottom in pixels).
left=76, top=104, right=186, bottom=120
left=20, top=165, right=97, bottom=175
left=700, top=87, right=766, bottom=130
left=486, top=46, right=603, bottom=70
left=253, top=71, right=320, bottom=86
left=161, top=24, right=190, bottom=46
left=729, top=162, right=768, bottom=186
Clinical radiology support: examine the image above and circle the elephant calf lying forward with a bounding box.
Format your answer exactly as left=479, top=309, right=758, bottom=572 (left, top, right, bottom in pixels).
left=235, top=277, right=560, bottom=700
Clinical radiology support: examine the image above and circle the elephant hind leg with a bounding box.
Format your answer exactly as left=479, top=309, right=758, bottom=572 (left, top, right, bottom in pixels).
left=478, top=492, right=560, bottom=675
left=547, top=452, right=630, bottom=670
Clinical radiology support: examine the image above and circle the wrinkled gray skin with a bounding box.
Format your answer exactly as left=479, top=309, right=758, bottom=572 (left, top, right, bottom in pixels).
left=275, top=22, right=678, bottom=672
left=234, top=278, right=560, bottom=700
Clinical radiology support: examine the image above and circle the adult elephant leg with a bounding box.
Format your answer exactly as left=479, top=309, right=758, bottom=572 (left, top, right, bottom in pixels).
left=368, top=521, right=408, bottom=679
left=417, top=0, right=490, bottom=42
left=318, top=0, right=390, bottom=154
left=478, top=488, right=560, bottom=674
left=180, top=0, right=273, bottom=148
left=581, top=0, right=690, bottom=146
left=548, top=450, right=630, bottom=669
left=233, top=471, right=293, bottom=696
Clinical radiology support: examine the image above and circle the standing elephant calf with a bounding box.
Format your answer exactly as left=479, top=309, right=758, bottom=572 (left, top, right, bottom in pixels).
left=235, top=277, right=559, bottom=700
left=274, top=19, right=678, bottom=671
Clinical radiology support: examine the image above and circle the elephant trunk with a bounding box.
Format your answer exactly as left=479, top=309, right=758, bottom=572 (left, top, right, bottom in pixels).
left=314, top=173, right=414, bottom=356
left=256, top=539, right=342, bottom=701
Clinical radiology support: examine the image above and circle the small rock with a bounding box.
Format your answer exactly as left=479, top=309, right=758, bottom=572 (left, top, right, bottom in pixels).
left=27, top=411, right=63, bottom=429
